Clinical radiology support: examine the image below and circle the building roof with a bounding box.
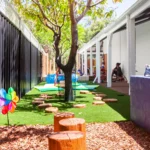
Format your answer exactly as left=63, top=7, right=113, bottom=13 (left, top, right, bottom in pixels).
left=78, top=0, right=150, bottom=54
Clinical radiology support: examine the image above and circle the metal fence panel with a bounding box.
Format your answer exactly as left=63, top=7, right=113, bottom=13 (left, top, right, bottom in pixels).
left=0, top=13, right=42, bottom=97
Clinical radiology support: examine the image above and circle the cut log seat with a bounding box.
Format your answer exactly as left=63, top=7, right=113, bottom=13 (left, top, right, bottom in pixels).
left=103, top=98, right=118, bottom=102
left=95, top=94, right=107, bottom=97
left=80, top=90, right=90, bottom=94
left=73, top=104, right=86, bottom=108
left=93, top=97, right=103, bottom=100
left=40, top=95, right=53, bottom=99
left=34, top=98, right=45, bottom=101
left=92, top=101, right=105, bottom=105
left=54, top=112, right=75, bottom=132
left=59, top=118, right=86, bottom=134
left=32, top=101, right=44, bottom=105
left=45, top=107, right=58, bottom=113
left=38, top=103, right=52, bottom=109
left=47, top=131, right=86, bottom=150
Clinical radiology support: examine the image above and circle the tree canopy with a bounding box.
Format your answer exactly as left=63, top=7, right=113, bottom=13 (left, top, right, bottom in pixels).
left=12, top=0, right=122, bottom=101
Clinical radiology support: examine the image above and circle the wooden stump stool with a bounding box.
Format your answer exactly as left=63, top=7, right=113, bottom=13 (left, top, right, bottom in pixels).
left=54, top=112, right=75, bottom=132
left=95, top=94, right=107, bottom=97
left=48, top=131, right=86, bottom=150
left=93, top=97, right=103, bottom=101
left=45, top=107, right=58, bottom=113
left=40, top=95, right=53, bottom=99
left=91, top=92, right=102, bottom=95
left=59, top=118, right=86, bottom=134
left=80, top=90, right=90, bottom=94
left=73, top=104, right=86, bottom=108
left=103, top=98, right=118, bottom=102
left=34, top=98, right=45, bottom=101
left=92, top=101, right=105, bottom=105
left=38, top=103, right=52, bottom=109
left=56, top=93, right=64, bottom=97
left=32, top=101, right=44, bottom=105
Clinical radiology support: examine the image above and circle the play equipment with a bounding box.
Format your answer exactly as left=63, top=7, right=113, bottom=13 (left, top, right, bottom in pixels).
left=34, top=86, right=64, bottom=92
left=46, top=73, right=78, bottom=84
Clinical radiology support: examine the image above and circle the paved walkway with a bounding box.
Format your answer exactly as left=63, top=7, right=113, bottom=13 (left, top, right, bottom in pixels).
left=101, top=81, right=129, bottom=95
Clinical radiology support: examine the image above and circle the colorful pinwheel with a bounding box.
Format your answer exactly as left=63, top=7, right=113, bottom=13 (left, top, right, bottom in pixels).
left=0, top=87, right=19, bottom=115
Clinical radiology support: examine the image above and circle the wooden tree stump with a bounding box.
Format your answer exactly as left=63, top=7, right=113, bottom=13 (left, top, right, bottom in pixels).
left=91, top=92, right=102, bottom=95
left=95, top=94, right=107, bottom=97
left=59, top=118, right=86, bottom=134
left=34, top=98, right=45, bottom=101
left=48, top=131, right=86, bottom=150
left=93, top=97, right=103, bottom=100
left=92, top=101, right=105, bottom=105
left=56, top=93, right=64, bottom=97
left=80, top=90, right=90, bottom=94
left=54, top=112, right=75, bottom=132
left=73, top=104, right=86, bottom=108
left=40, top=95, right=53, bottom=99
left=32, top=101, right=44, bottom=105
left=103, top=98, right=118, bottom=102
left=45, top=107, right=58, bottom=113
left=38, top=103, right=52, bottom=109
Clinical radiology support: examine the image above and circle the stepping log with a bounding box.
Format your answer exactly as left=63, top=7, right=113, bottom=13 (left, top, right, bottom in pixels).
left=56, top=93, right=64, bottom=97
left=80, top=90, right=90, bottom=94
left=93, top=97, right=103, bottom=101
left=38, top=103, right=52, bottom=109
left=40, top=95, right=53, bottom=99
left=92, top=101, right=105, bottom=105
left=73, top=104, right=86, bottom=108
left=34, top=98, right=45, bottom=101
left=32, top=101, right=44, bottom=105
left=54, top=112, right=75, bottom=132
left=59, top=118, right=86, bottom=134
left=103, top=98, right=118, bottom=102
left=95, top=94, right=107, bottom=97
left=45, top=107, right=58, bottom=113
left=91, top=92, right=102, bottom=95
left=47, top=131, right=86, bottom=150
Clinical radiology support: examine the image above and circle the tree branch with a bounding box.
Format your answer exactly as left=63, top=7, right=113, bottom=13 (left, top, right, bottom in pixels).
left=90, top=0, right=104, bottom=7
left=32, top=0, right=60, bottom=28
left=68, top=0, right=76, bottom=24
left=76, top=0, right=104, bottom=22
left=37, top=15, right=56, bottom=33
left=76, top=0, right=92, bottom=23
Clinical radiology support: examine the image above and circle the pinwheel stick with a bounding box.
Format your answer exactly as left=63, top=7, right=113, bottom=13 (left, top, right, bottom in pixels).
left=7, top=113, right=10, bottom=126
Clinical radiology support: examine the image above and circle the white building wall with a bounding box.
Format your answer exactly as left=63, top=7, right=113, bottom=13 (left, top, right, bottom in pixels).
left=120, top=30, right=128, bottom=80
left=111, top=32, right=121, bottom=70
left=136, top=21, right=150, bottom=75
left=103, top=39, right=107, bottom=54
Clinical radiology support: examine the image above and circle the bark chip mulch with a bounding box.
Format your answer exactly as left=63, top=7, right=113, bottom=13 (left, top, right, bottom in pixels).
left=0, top=121, right=150, bottom=150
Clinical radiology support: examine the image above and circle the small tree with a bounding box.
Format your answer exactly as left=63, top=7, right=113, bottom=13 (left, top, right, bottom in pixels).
left=13, top=0, right=122, bottom=101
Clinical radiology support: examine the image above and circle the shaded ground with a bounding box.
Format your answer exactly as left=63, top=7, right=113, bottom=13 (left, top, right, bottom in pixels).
left=0, top=121, right=150, bottom=150
left=101, top=81, right=129, bottom=95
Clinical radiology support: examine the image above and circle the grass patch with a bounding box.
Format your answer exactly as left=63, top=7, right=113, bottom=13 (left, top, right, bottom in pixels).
left=0, top=82, right=130, bottom=125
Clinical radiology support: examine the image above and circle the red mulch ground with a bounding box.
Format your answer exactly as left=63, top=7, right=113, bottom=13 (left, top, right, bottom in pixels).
left=0, top=121, right=150, bottom=150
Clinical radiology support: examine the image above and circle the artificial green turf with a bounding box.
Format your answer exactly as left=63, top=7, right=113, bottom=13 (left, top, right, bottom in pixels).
left=0, top=82, right=130, bottom=125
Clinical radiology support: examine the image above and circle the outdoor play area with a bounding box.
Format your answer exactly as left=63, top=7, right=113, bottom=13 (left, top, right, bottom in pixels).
left=0, top=81, right=150, bottom=150
left=1, top=0, right=150, bottom=150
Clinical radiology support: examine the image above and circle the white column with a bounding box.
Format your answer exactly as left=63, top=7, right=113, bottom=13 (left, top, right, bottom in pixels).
left=84, top=50, right=87, bottom=75
left=126, top=15, right=136, bottom=83
left=107, top=33, right=113, bottom=87
left=82, top=53, right=84, bottom=73
left=96, top=41, right=101, bottom=83
left=90, top=47, right=93, bottom=76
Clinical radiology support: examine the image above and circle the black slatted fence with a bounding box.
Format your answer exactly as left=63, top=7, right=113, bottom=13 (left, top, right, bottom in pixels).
left=0, top=12, right=42, bottom=97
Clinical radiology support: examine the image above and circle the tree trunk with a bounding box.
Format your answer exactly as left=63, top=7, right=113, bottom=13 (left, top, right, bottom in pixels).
left=64, top=71, right=74, bottom=101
